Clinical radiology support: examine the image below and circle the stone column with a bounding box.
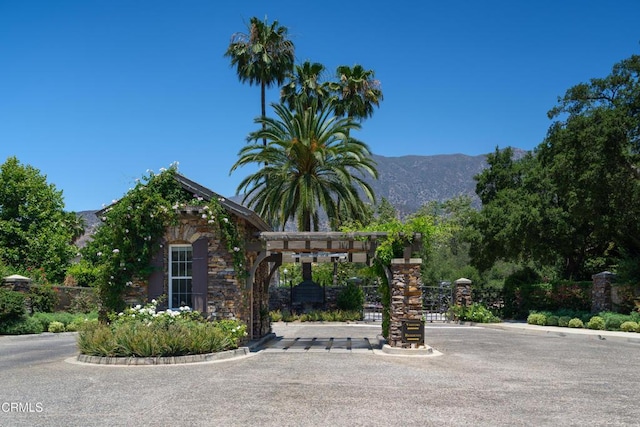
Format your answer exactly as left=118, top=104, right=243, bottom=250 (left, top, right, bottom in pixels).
left=591, top=271, right=615, bottom=313
left=454, top=278, right=473, bottom=307
left=388, top=258, right=424, bottom=348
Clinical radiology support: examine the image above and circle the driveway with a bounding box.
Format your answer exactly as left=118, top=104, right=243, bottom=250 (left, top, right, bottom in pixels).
left=1, top=323, right=639, bottom=426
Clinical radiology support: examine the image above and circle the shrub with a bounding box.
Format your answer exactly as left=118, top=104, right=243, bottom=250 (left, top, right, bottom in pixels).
left=270, top=310, right=283, bottom=322
left=620, top=321, right=639, bottom=332
left=598, top=312, right=631, bottom=331
left=586, top=316, right=606, bottom=330
left=0, top=289, right=26, bottom=322
left=32, top=311, right=76, bottom=330
left=451, top=303, right=500, bottom=323
left=0, top=316, right=44, bottom=335
left=558, top=316, right=571, bottom=327
left=28, top=284, right=59, bottom=313
left=546, top=315, right=559, bottom=326
left=527, top=312, right=547, bottom=326
left=336, top=282, right=364, bottom=311
left=48, top=321, right=66, bottom=333
left=77, top=301, right=247, bottom=357
left=568, top=318, right=584, bottom=328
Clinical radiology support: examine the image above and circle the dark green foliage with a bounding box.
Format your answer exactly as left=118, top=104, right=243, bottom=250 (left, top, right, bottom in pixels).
left=0, top=316, right=44, bottom=335
left=472, top=54, right=640, bottom=281
left=28, top=284, right=58, bottom=313
left=598, top=311, right=633, bottom=331
left=336, top=281, right=365, bottom=311
left=546, top=315, right=559, bottom=326
left=503, top=268, right=592, bottom=319
left=0, top=289, right=26, bottom=322
left=32, top=311, right=77, bottom=330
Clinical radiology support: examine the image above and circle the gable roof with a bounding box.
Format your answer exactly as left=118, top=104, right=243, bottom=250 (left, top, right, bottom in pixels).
left=96, top=173, right=271, bottom=232
left=174, top=174, right=271, bottom=232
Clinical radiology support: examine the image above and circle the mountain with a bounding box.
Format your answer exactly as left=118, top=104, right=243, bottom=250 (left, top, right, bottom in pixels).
left=367, top=153, right=487, bottom=215
left=76, top=148, right=526, bottom=239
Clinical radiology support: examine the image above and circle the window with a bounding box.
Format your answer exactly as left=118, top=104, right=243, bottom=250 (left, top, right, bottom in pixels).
left=169, top=245, right=192, bottom=309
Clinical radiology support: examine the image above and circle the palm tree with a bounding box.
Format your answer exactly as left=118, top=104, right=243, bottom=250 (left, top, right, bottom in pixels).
left=280, top=61, right=330, bottom=111
left=224, top=17, right=295, bottom=147
left=230, top=99, right=378, bottom=232
left=330, top=64, right=383, bottom=122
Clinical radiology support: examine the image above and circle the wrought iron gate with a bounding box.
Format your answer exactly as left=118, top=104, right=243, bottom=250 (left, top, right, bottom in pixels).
left=362, top=284, right=383, bottom=321
left=422, top=281, right=453, bottom=322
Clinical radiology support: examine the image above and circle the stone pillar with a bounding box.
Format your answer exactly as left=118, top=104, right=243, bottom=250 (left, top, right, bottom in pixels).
left=454, top=278, right=473, bottom=307
left=591, top=271, right=615, bottom=313
left=389, top=258, right=424, bottom=348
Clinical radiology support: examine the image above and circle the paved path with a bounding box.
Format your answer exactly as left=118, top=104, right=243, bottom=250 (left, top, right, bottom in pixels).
left=1, top=322, right=640, bottom=426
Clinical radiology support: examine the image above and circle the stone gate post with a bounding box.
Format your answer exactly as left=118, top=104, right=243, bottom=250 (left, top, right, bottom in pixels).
left=389, top=258, right=424, bottom=348
left=454, top=278, right=473, bottom=307
left=591, top=271, right=615, bottom=313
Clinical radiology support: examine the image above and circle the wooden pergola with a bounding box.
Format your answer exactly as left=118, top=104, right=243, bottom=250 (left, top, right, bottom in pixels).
left=246, top=232, right=424, bottom=347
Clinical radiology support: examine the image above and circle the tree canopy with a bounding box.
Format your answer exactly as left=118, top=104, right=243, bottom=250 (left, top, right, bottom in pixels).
left=230, top=99, right=377, bottom=232
left=0, top=157, right=76, bottom=282
left=472, top=53, right=640, bottom=280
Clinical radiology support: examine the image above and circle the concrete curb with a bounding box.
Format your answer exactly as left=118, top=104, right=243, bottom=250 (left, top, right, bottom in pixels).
left=75, top=347, right=251, bottom=366
left=478, top=321, right=640, bottom=344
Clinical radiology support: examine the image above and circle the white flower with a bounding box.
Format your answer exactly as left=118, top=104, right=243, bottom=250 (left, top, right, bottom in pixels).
left=101, top=216, right=107, bottom=221
left=97, top=251, right=102, bottom=256
left=151, top=299, right=157, bottom=304
left=135, top=304, right=141, bottom=310
left=223, top=218, right=229, bottom=223
left=203, top=205, right=209, bottom=210
left=125, top=229, right=129, bottom=233
left=218, top=197, right=225, bottom=202
left=233, top=247, right=240, bottom=252
left=112, top=249, right=120, bottom=254
left=201, top=214, right=207, bottom=219
left=208, top=220, right=215, bottom=224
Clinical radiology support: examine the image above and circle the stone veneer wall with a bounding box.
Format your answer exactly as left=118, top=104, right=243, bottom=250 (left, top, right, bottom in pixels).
left=454, top=278, right=473, bottom=307
left=591, top=271, right=615, bottom=313
left=388, top=260, right=423, bottom=348
left=123, top=211, right=268, bottom=338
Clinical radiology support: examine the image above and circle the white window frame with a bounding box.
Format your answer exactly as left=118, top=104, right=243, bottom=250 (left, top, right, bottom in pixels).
left=168, top=244, right=193, bottom=309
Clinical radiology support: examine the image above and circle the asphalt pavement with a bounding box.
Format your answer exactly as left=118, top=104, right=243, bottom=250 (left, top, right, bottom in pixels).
left=1, top=322, right=639, bottom=426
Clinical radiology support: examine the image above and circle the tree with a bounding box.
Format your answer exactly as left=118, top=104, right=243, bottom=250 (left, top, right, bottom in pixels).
left=329, top=64, right=383, bottom=122
left=230, top=99, right=378, bottom=232
left=280, top=61, right=330, bottom=111
left=225, top=17, right=295, bottom=147
left=0, top=157, right=76, bottom=282
left=472, top=54, right=640, bottom=279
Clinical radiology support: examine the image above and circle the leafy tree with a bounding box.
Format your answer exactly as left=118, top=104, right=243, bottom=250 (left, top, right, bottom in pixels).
left=472, top=53, right=640, bottom=280
left=230, top=99, right=378, bottom=232
left=329, top=64, right=383, bottom=122
left=375, top=197, right=397, bottom=223
left=0, top=157, right=75, bottom=282
left=225, top=16, right=295, bottom=147
left=280, top=61, right=330, bottom=111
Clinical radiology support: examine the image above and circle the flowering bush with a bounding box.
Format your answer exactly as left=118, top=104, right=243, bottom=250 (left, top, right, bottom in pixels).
left=82, top=165, right=245, bottom=314
left=77, top=301, right=248, bottom=357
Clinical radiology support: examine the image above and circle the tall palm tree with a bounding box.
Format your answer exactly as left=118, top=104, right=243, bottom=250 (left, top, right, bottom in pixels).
left=330, top=64, right=383, bottom=122
left=280, top=61, right=330, bottom=111
left=230, top=99, right=378, bottom=232
left=224, top=17, right=295, bottom=147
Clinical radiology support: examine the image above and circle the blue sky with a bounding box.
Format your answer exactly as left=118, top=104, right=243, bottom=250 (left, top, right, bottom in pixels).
left=1, top=1, right=639, bottom=212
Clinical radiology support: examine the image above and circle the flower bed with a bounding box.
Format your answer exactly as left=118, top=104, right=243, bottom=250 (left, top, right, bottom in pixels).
left=77, top=301, right=247, bottom=357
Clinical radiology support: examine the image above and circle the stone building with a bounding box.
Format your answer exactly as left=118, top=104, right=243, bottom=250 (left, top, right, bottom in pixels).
left=123, top=174, right=272, bottom=338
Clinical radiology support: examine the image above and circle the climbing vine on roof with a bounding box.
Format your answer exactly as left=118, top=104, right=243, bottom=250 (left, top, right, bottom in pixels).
left=81, top=165, right=243, bottom=314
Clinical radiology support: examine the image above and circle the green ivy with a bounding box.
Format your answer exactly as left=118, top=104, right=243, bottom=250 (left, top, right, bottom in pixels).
left=82, top=165, right=245, bottom=314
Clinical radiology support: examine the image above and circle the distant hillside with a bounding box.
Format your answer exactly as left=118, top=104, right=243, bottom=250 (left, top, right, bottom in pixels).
left=76, top=148, right=526, bottom=238
left=367, top=153, right=488, bottom=215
